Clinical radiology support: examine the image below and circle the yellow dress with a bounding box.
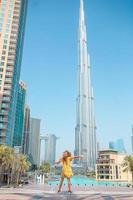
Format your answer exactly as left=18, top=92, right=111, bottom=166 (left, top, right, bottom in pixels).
left=61, top=156, right=73, bottom=178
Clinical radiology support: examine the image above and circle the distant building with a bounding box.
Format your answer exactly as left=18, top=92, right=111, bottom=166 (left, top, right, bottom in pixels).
left=22, top=105, right=30, bottom=155
left=41, top=134, right=58, bottom=165
left=96, top=150, right=132, bottom=182
left=97, top=142, right=100, bottom=158
left=29, top=118, right=41, bottom=167
left=109, top=139, right=126, bottom=153
left=13, top=81, right=26, bottom=149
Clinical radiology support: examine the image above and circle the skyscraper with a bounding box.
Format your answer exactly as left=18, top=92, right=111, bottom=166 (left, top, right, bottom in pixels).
left=22, top=105, right=30, bottom=155
left=40, top=134, right=58, bottom=165
left=0, top=0, right=28, bottom=145
left=75, top=0, right=97, bottom=168
left=29, top=118, right=41, bottom=167
left=13, top=80, right=26, bottom=148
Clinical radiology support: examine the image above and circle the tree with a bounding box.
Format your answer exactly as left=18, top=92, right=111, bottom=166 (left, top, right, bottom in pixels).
left=0, top=145, right=14, bottom=185
left=122, top=155, right=133, bottom=186
left=40, top=162, right=50, bottom=174
left=0, top=145, right=31, bottom=186
left=15, top=154, right=31, bottom=185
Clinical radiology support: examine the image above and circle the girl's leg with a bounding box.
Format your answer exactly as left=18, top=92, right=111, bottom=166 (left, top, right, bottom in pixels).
left=67, top=177, right=71, bottom=192
left=58, top=177, right=64, bottom=192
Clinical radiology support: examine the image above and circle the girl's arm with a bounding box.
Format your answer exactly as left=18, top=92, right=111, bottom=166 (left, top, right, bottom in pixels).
left=55, top=158, right=62, bottom=165
left=71, top=155, right=83, bottom=160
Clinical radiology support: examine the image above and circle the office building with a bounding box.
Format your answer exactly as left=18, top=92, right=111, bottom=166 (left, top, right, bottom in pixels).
left=29, top=118, right=41, bottom=167
left=40, top=134, right=58, bottom=166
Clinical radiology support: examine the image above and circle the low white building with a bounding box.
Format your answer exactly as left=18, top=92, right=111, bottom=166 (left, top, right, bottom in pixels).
left=96, top=150, right=132, bottom=183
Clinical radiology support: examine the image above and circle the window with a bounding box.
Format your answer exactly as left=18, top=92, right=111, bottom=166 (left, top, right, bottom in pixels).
left=4, top=34, right=8, bottom=39
left=2, top=51, right=6, bottom=55
left=4, top=40, right=8, bottom=44
left=3, top=45, right=7, bottom=49
left=1, top=56, right=5, bottom=61
left=0, top=68, right=3, bottom=72
left=1, top=62, right=4, bottom=66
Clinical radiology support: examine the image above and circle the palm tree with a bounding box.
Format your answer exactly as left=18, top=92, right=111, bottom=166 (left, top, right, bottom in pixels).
left=16, top=154, right=31, bottom=185
left=0, top=145, right=5, bottom=185
left=122, top=155, right=133, bottom=186
left=40, top=162, right=50, bottom=174
left=0, top=145, right=14, bottom=185
left=0, top=145, right=31, bottom=186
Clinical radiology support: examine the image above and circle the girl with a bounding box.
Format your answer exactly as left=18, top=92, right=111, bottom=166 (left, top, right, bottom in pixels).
left=55, top=150, right=83, bottom=193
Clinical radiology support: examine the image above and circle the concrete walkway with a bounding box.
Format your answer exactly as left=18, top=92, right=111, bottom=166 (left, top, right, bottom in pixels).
left=0, top=184, right=133, bottom=200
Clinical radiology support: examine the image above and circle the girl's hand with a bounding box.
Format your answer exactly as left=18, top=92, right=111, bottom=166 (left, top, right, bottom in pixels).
left=55, top=158, right=62, bottom=165
left=80, top=155, right=84, bottom=159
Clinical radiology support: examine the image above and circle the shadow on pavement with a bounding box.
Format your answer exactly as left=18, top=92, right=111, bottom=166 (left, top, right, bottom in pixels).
left=29, top=193, right=105, bottom=200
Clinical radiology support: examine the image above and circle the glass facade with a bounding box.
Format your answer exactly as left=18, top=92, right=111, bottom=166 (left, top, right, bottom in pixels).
left=109, top=139, right=126, bottom=153
left=22, top=105, right=30, bottom=155
left=13, top=81, right=26, bottom=147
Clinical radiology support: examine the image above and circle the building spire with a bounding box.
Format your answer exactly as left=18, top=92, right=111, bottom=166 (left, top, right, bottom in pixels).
left=80, top=0, right=84, bottom=22
left=79, top=0, right=86, bottom=35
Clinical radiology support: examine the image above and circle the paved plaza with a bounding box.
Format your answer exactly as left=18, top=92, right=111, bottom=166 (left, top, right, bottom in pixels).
left=0, top=183, right=133, bottom=200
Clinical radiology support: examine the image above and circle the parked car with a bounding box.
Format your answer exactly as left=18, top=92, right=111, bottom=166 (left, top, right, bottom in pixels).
left=20, top=175, right=29, bottom=184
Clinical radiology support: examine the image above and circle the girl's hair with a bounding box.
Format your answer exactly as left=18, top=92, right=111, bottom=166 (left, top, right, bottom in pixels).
left=62, top=150, right=71, bottom=162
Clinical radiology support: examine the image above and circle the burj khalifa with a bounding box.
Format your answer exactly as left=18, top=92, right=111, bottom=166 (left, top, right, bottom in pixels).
left=75, top=0, right=97, bottom=169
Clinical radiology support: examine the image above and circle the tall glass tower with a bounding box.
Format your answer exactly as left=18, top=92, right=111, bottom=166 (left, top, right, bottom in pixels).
left=22, top=105, right=30, bottom=155
left=13, top=80, right=26, bottom=148
left=75, top=0, right=97, bottom=169
left=0, top=0, right=28, bottom=145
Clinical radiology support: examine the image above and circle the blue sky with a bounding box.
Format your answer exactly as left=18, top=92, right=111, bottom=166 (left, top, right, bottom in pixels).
left=21, top=0, right=133, bottom=157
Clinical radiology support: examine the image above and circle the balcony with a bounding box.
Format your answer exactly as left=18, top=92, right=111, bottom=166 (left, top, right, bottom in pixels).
left=2, top=97, right=10, bottom=103
left=7, top=60, right=14, bottom=66
left=97, top=169, right=110, bottom=174
left=6, top=67, right=14, bottom=73
left=0, top=135, right=6, bottom=139
left=4, top=79, right=12, bottom=84
left=1, top=103, right=10, bottom=110
left=0, top=117, right=8, bottom=123
left=4, top=85, right=12, bottom=90
left=8, top=55, right=15, bottom=61
left=96, top=159, right=115, bottom=164
left=0, top=110, right=8, bottom=116
left=5, top=73, right=13, bottom=78
left=8, top=51, right=16, bottom=57
left=9, top=42, right=17, bottom=48
left=3, top=92, right=11, bottom=97
left=0, top=123, right=7, bottom=130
